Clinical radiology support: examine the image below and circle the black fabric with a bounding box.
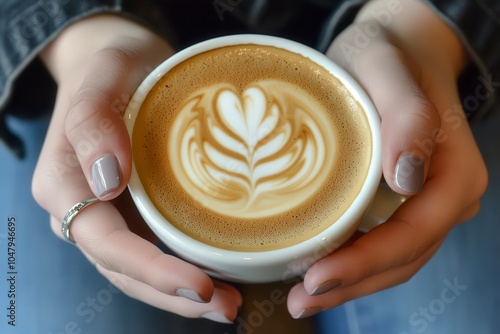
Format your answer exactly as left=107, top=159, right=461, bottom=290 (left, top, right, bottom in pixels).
left=425, top=0, right=500, bottom=121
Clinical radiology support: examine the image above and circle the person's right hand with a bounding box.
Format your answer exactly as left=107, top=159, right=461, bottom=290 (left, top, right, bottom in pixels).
left=32, top=14, right=241, bottom=323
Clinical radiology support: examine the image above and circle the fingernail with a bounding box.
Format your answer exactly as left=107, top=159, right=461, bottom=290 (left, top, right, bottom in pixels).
left=202, top=311, right=233, bottom=324
left=92, top=154, right=121, bottom=197
left=394, top=152, right=424, bottom=194
left=293, top=307, right=322, bottom=319
left=175, top=288, right=207, bottom=303
left=310, top=279, right=341, bottom=296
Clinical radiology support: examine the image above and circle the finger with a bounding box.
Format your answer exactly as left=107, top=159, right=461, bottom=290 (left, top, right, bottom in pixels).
left=457, top=201, right=481, bottom=223
left=97, top=266, right=241, bottom=323
left=288, top=238, right=443, bottom=318
left=41, top=15, right=173, bottom=201
left=71, top=200, right=216, bottom=303
left=213, top=280, right=244, bottom=308
left=299, top=174, right=463, bottom=299
left=50, top=215, right=68, bottom=241
left=50, top=215, right=100, bottom=268
left=34, top=79, right=217, bottom=306
left=63, top=49, right=138, bottom=200
left=328, top=25, right=441, bottom=195
left=357, top=46, right=440, bottom=195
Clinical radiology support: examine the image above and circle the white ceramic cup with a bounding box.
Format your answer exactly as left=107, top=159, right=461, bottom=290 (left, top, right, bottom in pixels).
left=124, top=34, right=403, bottom=283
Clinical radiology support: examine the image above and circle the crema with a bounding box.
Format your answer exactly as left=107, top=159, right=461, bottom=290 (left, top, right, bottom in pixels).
left=133, top=44, right=372, bottom=251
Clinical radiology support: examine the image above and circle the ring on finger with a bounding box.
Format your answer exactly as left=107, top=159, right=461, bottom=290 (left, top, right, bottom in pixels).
left=61, top=197, right=99, bottom=243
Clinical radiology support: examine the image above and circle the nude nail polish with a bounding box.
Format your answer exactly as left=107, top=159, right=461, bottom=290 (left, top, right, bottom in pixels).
left=202, top=311, right=233, bottom=324
left=310, top=279, right=341, bottom=296
left=175, top=288, right=207, bottom=303
left=293, top=307, right=322, bottom=319
left=395, top=152, right=424, bottom=194
left=92, top=154, right=121, bottom=197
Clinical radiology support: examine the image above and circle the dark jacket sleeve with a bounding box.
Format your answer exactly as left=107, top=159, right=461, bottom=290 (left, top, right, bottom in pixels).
left=317, top=0, right=500, bottom=120
left=0, top=0, right=170, bottom=157
left=424, top=0, right=500, bottom=120
left=0, top=0, right=127, bottom=109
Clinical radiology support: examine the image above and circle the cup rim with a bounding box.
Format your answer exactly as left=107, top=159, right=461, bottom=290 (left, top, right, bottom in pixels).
left=124, top=34, right=382, bottom=267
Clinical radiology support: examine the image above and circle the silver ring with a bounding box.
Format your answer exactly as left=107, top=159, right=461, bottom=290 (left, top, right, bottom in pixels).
left=61, top=197, right=99, bottom=243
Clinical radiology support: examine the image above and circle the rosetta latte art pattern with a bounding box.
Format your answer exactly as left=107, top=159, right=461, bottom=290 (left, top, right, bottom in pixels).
left=169, top=80, right=336, bottom=218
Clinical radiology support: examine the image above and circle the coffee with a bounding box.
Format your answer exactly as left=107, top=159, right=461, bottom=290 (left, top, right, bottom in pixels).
left=133, top=44, right=372, bottom=251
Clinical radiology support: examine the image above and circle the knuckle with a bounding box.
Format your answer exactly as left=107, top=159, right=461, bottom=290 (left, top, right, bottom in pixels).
left=64, top=92, right=120, bottom=163
left=114, top=281, right=134, bottom=298
left=401, top=91, right=441, bottom=137
left=462, top=202, right=481, bottom=222
left=32, top=164, right=58, bottom=213
left=473, top=161, right=489, bottom=200
left=65, top=84, right=109, bottom=136
left=398, top=266, right=419, bottom=285
left=31, top=148, right=81, bottom=215
left=50, top=217, right=63, bottom=238
left=144, top=253, right=174, bottom=292
left=458, top=153, right=488, bottom=221
left=414, top=95, right=441, bottom=129
left=347, top=242, right=383, bottom=282
left=65, top=48, right=133, bottom=138
left=31, top=170, right=49, bottom=210
left=93, top=245, right=117, bottom=273
left=93, top=46, right=139, bottom=67
left=89, top=238, right=118, bottom=271
left=98, top=267, right=133, bottom=296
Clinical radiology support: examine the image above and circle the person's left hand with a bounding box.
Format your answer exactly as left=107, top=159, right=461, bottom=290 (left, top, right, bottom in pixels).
left=287, top=0, right=488, bottom=318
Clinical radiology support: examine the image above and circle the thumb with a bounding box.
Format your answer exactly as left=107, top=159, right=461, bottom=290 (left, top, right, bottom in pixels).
left=360, top=46, right=441, bottom=195
left=329, top=42, right=440, bottom=195
left=64, top=49, right=139, bottom=200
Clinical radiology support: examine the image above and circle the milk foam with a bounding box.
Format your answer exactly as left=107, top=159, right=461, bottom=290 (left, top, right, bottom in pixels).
left=169, top=81, right=335, bottom=218
left=133, top=44, right=372, bottom=251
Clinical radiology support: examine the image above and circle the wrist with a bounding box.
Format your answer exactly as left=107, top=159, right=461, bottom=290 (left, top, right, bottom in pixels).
left=354, top=0, right=466, bottom=79
left=40, top=14, right=173, bottom=84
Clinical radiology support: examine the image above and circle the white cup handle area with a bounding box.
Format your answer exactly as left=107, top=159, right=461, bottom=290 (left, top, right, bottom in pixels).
left=359, top=183, right=408, bottom=232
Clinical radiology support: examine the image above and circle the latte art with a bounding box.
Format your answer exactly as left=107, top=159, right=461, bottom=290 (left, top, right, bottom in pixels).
left=133, top=44, right=372, bottom=251
left=169, top=81, right=336, bottom=218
